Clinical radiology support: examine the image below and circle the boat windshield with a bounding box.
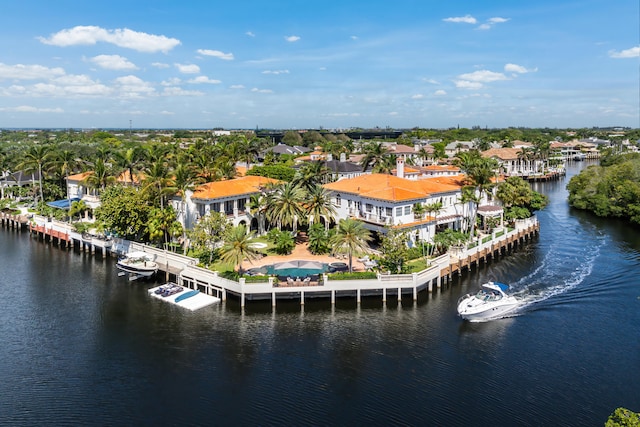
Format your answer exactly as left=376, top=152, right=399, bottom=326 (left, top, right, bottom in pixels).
left=475, top=290, right=503, bottom=301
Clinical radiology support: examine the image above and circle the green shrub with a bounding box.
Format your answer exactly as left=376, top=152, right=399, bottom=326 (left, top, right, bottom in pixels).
left=327, top=271, right=378, bottom=280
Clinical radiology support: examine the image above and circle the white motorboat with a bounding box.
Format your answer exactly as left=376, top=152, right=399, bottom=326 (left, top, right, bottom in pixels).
left=457, top=281, right=520, bottom=322
left=116, top=251, right=158, bottom=280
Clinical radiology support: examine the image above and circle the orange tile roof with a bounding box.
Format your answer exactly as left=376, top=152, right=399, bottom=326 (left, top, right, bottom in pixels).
left=323, top=173, right=464, bottom=202
left=192, top=175, right=279, bottom=200
left=67, top=172, right=93, bottom=181
left=423, top=164, right=460, bottom=172
left=481, top=147, right=524, bottom=160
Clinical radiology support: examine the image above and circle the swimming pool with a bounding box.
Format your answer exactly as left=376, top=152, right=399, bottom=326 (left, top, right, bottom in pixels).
left=247, top=260, right=329, bottom=278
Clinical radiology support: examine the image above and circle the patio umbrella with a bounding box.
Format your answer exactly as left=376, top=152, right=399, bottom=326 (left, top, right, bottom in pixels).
left=273, top=261, right=300, bottom=271
left=297, top=260, right=325, bottom=270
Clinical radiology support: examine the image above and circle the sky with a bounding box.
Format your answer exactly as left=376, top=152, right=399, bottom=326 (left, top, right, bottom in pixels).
left=0, top=0, right=638, bottom=130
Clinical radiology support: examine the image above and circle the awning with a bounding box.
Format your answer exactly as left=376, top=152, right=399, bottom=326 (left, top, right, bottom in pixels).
left=47, top=197, right=81, bottom=209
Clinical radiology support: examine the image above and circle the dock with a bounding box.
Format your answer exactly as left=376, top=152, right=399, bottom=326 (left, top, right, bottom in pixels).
left=148, top=284, right=221, bottom=311
left=2, top=212, right=539, bottom=310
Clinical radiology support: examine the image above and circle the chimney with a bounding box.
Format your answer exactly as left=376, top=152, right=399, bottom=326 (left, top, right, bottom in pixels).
left=396, top=157, right=405, bottom=179
left=340, top=152, right=346, bottom=162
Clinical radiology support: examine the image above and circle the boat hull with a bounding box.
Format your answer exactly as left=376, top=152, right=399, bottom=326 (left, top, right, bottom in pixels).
left=116, top=264, right=157, bottom=277
left=457, top=297, right=520, bottom=322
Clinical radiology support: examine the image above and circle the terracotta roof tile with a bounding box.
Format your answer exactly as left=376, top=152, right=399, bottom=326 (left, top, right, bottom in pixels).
left=192, top=175, right=279, bottom=200
left=323, top=173, right=465, bottom=202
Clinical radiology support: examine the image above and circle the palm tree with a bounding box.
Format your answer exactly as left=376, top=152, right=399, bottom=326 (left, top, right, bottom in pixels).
left=171, top=161, right=198, bottom=252
left=112, top=146, right=144, bottom=185
left=330, top=218, right=372, bottom=273
left=293, top=161, right=332, bottom=190
left=220, top=224, right=261, bottom=275
left=360, top=141, right=388, bottom=172
left=83, top=158, right=116, bottom=193
left=15, top=145, right=54, bottom=205
left=249, top=194, right=268, bottom=235
left=305, top=184, right=336, bottom=228
left=142, top=159, right=173, bottom=208
left=266, top=182, right=307, bottom=232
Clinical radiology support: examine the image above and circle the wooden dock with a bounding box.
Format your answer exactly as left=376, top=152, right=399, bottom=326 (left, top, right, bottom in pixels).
left=2, top=212, right=540, bottom=309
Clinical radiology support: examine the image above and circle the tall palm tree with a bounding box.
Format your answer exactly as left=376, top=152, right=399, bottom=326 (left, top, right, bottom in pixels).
left=220, top=224, right=261, bottom=275
left=171, top=161, right=198, bottom=252
left=249, top=193, right=268, bottom=235
left=305, top=184, right=336, bottom=228
left=293, top=161, right=332, bottom=190
left=83, top=158, right=116, bottom=192
left=266, top=182, right=307, bottom=232
left=360, top=141, right=388, bottom=172
left=143, top=159, right=173, bottom=208
left=330, top=218, right=372, bottom=273
left=51, top=148, right=80, bottom=203
left=112, top=146, right=144, bottom=185
left=15, top=145, right=54, bottom=205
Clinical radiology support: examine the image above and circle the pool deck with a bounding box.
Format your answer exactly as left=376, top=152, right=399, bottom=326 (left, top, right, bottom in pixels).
left=240, top=239, right=369, bottom=273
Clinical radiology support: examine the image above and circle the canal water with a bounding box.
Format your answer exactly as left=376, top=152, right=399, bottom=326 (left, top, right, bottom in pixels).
left=1, top=162, right=638, bottom=426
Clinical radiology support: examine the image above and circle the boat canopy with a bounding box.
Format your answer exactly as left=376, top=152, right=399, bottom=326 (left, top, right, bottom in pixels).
left=124, top=251, right=155, bottom=260
left=482, top=281, right=510, bottom=293
left=494, top=282, right=509, bottom=292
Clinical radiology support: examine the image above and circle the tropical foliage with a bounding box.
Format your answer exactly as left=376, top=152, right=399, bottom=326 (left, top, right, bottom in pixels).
left=567, top=155, right=640, bottom=224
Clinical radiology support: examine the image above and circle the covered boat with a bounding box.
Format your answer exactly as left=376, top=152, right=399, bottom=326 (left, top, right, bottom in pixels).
left=116, top=251, right=158, bottom=280
left=457, top=281, right=520, bottom=322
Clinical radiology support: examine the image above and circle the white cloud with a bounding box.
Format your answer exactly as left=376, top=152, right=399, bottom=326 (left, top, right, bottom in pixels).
left=152, top=62, right=170, bottom=68
left=160, top=110, right=174, bottom=115
left=477, top=17, right=510, bottom=30
left=454, top=80, right=483, bottom=89
left=230, top=84, right=245, bottom=89
left=458, top=70, right=508, bottom=83
left=161, top=77, right=182, bottom=86
left=504, top=63, right=537, bottom=74
left=423, top=78, right=440, bottom=85
left=443, top=15, right=477, bottom=24
left=89, top=54, right=138, bottom=70
left=188, top=76, right=221, bottom=84
left=175, top=63, right=200, bottom=74
left=246, top=31, right=255, bottom=37
left=38, top=25, right=181, bottom=53
left=114, top=75, right=156, bottom=96
left=434, top=90, right=447, bottom=96
left=197, top=49, right=234, bottom=60
left=251, top=87, right=273, bottom=93
left=351, top=35, right=358, bottom=40
left=0, top=63, right=65, bottom=80
left=0, top=105, right=64, bottom=113
left=411, top=94, right=424, bottom=99
left=262, top=69, right=290, bottom=75
left=161, top=87, right=203, bottom=96
left=488, top=17, right=509, bottom=24
left=285, top=35, right=300, bottom=42
left=609, top=46, right=640, bottom=59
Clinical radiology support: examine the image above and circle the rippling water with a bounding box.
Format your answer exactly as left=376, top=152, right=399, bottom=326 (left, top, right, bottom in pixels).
left=1, top=162, right=639, bottom=426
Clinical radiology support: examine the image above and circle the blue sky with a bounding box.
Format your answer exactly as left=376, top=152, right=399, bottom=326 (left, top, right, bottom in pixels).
left=0, top=0, right=638, bottom=130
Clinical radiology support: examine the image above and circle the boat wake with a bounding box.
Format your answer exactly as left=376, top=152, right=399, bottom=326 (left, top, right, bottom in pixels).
left=507, top=230, right=607, bottom=316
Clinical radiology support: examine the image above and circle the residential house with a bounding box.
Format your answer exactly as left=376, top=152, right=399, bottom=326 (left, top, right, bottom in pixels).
left=323, top=171, right=471, bottom=245
left=444, top=140, right=474, bottom=158
left=481, top=147, right=545, bottom=177
left=174, top=175, right=279, bottom=231
left=269, top=143, right=311, bottom=156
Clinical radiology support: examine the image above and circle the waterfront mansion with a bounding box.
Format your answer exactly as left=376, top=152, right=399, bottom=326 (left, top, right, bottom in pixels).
left=171, top=159, right=489, bottom=247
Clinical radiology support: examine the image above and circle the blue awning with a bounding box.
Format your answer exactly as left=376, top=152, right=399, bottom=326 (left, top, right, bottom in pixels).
left=47, top=197, right=81, bottom=209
